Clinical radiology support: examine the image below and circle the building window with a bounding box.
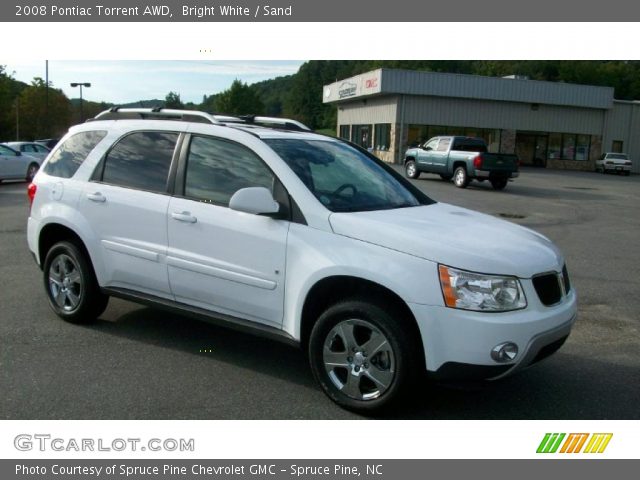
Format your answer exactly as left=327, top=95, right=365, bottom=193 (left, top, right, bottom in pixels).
left=374, top=124, right=391, bottom=151
left=612, top=140, right=623, bottom=153
left=339, top=125, right=350, bottom=140
left=562, top=134, right=576, bottom=160
left=352, top=124, right=372, bottom=149
left=548, top=133, right=561, bottom=159
left=576, top=135, right=590, bottom=161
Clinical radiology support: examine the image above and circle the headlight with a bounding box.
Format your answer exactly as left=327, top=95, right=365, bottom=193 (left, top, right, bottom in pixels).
left=438, top=265, right=527, bottom=312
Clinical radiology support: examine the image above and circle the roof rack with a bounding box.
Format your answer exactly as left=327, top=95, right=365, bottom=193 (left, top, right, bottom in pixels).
left=91, top=108, right=220, bottom=125
left=90, top=108, right=311, bottom=131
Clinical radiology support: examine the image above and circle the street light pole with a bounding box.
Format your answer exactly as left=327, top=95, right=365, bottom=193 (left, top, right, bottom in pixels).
left=70, top=82, right=91, bottom=122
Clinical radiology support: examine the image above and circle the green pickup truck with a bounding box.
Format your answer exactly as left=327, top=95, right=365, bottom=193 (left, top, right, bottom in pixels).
left=404, top=136, right=519, bottom=190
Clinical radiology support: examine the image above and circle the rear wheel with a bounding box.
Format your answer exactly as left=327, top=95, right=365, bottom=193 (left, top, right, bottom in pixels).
left=453, top=166, right=469, bottom=188
left=308, top=298, right=419, bottom=412
left=26, top=163, right=39, bottom=182
left=490, top=178, right=508, bottom=190
left=43, top=241, right=108, bottom=323
left=405, top=160, right=420, bottom=179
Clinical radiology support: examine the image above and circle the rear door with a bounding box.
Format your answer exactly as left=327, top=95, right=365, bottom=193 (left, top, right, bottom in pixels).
left=166, top=134, right=289, bottom=327
left=78, top=130, right=179, bottom=299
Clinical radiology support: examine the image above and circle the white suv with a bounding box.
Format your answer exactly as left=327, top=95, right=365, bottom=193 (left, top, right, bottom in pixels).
left=27, top=109, right=577, bottom=412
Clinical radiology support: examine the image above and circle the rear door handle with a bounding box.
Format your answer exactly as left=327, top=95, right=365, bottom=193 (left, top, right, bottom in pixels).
left=171, top=211, right=197, bottom=224
left=86, top=192, right=106, bottom=203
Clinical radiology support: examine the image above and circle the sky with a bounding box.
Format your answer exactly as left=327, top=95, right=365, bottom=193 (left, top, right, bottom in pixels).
left=2, top=60, right=304, bottom=104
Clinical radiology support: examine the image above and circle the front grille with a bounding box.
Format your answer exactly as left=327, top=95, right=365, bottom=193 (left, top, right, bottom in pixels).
left=562, top=264, right=571, bottom=293
left=532, top=273, right=562, bottom=306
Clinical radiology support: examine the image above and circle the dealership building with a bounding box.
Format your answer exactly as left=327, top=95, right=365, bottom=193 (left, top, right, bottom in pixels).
left=323, top=69, right=640, bottom=173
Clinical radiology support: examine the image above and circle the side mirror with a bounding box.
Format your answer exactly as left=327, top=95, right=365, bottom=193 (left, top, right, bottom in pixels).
left=15, top=151, right=22, bottom=156
left=229, top=187, right=280, bottom=216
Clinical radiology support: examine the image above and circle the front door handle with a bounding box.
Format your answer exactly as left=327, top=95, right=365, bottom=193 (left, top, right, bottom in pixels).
left=171, top=211, right=197, bottom=224
left=86, top=192, right=106, bottom=203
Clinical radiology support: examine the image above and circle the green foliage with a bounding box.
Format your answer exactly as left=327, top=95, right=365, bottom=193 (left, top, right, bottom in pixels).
left=165, top=91, right=184, bottom=109
left=13, top=77, right=71, bottom=140
left=214, top=79, right=264, bottom=115
left=0, top=66, right=28, bottom=140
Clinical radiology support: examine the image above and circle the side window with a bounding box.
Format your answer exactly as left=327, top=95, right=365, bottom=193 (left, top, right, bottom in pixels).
left=22, top=144, right=35, bottom=153
left=35, top=144, right=50, bottom=153
left=437, top=138, right=451, bottom=152
left=424, top=139, right=438, bottom=151
left=100, top=131, right=178, bottom=193
left=0, top=145, right=17, bottom=156
left=43, top=131, right=107, bottom=178
left=184, top=135, right=274, bottom=207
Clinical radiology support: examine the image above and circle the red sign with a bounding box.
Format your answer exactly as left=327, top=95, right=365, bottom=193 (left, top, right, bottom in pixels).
left=365, top=78, right=378, bottom=89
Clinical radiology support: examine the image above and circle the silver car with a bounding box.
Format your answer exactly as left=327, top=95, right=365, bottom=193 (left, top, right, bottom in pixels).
left=0, top=144, right=42, bottom=183
left=596, top=152, right=632, bottom=175
left=5, top=141, right=51, bottom=161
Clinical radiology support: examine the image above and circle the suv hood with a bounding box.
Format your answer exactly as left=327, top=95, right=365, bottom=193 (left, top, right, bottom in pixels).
left=329, top=203, right=563, bottom=278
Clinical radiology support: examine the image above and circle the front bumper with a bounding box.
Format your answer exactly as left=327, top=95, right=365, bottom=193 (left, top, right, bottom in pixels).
left=603, top=164, right=631, bottom=172
left=408, top=287, right=578, bottom=380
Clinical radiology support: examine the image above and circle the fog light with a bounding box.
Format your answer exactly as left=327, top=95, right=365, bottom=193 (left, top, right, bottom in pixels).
left=491, top=342, right=519, bottom=363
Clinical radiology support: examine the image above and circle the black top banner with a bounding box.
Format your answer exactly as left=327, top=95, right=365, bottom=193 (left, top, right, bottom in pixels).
left=6, top=0, right=640, bottom=21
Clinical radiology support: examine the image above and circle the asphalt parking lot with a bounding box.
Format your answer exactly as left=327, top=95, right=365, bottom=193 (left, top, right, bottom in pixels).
left=1, top=168, right=639, bottom=419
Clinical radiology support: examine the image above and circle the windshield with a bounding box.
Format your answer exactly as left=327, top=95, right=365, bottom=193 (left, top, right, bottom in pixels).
left=265, top=138, right=428, bottom=212
left=607, top=153, right=628, bottom=160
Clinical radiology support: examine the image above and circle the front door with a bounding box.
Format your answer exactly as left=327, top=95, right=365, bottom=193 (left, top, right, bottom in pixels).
left=166, top=135, right=289, bottom=327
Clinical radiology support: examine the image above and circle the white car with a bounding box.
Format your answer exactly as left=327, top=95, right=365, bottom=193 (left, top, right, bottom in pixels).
left=5, top=141, right=51, bottom=161
left=0, top=144, right=42, bottom=182
left=596, top=152, right=632, bottom=175
left=26, top=109, right=577, bottom=412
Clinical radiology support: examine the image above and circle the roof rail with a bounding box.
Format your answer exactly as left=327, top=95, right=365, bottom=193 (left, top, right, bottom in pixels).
left=90, top=108, right=311, bottom=131
left=91, top=108, right=220, bottom=124
left=213, top=114, right=312, bottom=132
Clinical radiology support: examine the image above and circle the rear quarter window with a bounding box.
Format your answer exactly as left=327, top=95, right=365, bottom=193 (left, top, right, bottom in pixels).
left=43, top=131, right=107, bottom=178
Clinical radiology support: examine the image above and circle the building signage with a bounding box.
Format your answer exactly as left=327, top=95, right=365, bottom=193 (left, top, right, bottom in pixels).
left=338, top=81, right=357, bottom=99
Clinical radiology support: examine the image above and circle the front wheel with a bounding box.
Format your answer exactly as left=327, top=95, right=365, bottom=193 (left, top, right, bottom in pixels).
left=308, top=298, right=419, bottom=412
left=405, top=160, right=420, bottom=179
left=490, top=178, right=508, bottom=190
left=43, top=241, right=108, bottom=323
left=453, top=166, right=469, bottom=188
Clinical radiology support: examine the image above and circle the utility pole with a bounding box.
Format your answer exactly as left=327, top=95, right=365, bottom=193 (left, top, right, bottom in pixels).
left=15, top=98, right=19, bottom=140
left=45, top=60, right=49, bottom=137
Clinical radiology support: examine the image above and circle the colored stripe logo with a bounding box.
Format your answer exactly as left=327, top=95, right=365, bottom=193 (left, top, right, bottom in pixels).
left=537, top=433, right=612, bottom=453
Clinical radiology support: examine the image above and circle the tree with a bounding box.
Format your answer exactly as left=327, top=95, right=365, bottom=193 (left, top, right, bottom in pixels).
left=165, top=91, right=184, bottom=109
left=214, top=79, right=264, bottom=115
left=12, top=78, right=71, bottom=140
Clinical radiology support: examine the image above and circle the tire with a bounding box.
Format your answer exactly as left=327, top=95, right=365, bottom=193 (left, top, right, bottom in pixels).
left=43, top=241, right=108, bottom=323
left=625, top=171, right=631, bottom=176
left=404, top=160, right=420, bottom=179
left=308, top=297, right=420, bottom=412
left=453, top=166, right=469, bottom=188
left=439, top=174, right=453, bottom=181
left=490, top=178, right=508, bottom=190
left=26, top=163, right=39, bottom=182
